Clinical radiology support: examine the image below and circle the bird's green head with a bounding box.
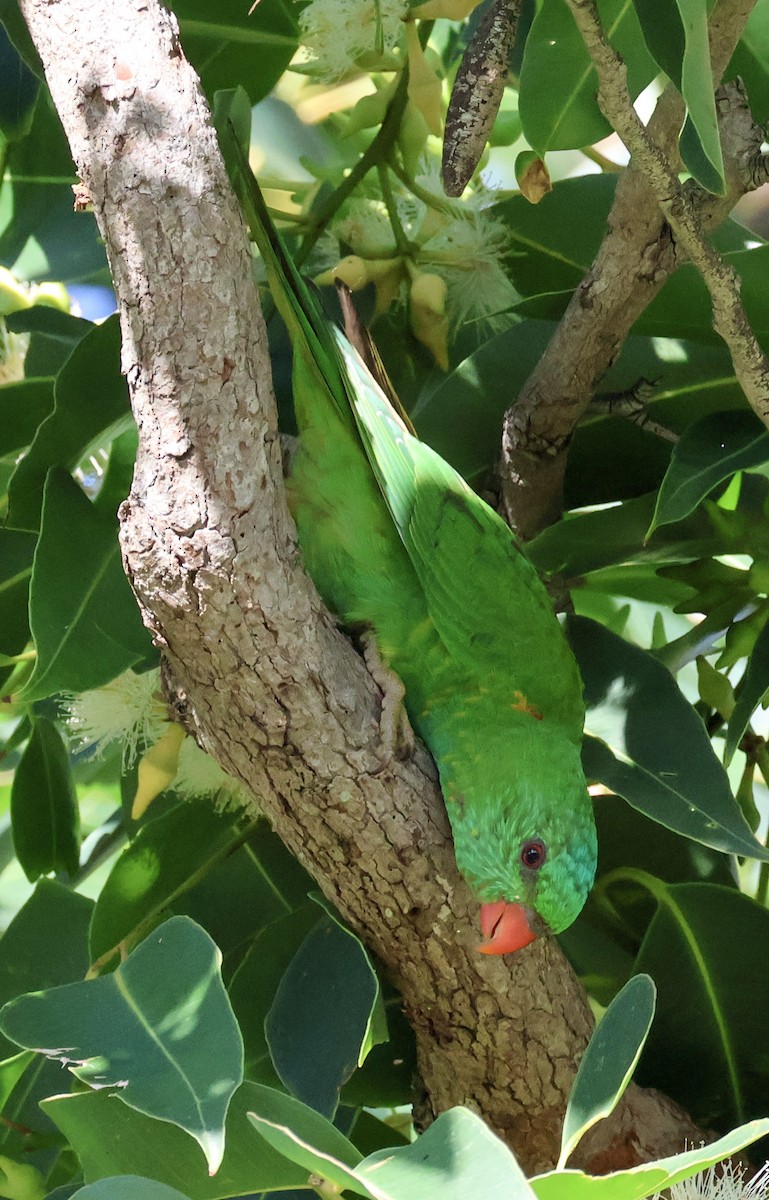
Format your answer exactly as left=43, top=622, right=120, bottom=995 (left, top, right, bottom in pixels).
left=444, top=725, right=597, bottom=954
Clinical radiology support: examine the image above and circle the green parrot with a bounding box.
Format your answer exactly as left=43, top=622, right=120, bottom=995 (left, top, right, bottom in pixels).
left=235, top=147, right=597, bottom=953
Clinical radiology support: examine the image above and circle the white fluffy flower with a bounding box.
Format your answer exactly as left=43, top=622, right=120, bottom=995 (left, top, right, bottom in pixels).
left=656, top=1161, right=769, bottom=1200
left=173, top=736, right=247, bottom=807
left=297, top=0, right=407, bottom=81
left=64, top=669, right=167, bottom=768
left=418, top=209, right=518, bottom=329
left=332, top=199, right=398, bottom=257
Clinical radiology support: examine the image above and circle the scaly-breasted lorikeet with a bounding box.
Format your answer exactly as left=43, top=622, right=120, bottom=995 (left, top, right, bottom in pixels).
left=236, top=148, right=597, bottom=953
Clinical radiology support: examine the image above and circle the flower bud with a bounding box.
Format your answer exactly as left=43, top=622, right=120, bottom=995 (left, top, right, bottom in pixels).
left=405, top=22, right=443, bottom=138
left=410, top=271, right=449, bottom=369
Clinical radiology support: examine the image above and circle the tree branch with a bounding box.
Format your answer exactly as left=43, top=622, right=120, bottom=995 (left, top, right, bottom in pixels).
left=500, top=0, right=761, bottom=538
left=20, top=0, right=703, bottom=1172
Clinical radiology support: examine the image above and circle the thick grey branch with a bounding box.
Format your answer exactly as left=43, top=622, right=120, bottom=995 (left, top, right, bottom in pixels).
left=19, top=0, right=703, bottom=1172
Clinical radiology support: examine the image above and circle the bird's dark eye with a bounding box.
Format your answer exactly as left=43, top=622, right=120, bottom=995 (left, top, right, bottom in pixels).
left=520, top=839, right=547, bottom=870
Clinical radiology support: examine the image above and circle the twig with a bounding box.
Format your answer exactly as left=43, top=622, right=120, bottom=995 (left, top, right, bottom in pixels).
left=566, top=0, right=769, bottom=427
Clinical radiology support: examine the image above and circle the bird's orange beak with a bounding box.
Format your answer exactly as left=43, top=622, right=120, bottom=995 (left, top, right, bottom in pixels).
left=478, top=901, right=537, bottom=955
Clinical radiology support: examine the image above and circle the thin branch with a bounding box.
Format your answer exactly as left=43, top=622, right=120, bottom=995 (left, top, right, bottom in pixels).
left=499, top=0, right=760, bottom=538
left=567, top=0, right=769, bottom=425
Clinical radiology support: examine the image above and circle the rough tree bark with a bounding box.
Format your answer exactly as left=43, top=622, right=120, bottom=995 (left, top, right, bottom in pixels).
left=20, top=0, right=702, bottom=1174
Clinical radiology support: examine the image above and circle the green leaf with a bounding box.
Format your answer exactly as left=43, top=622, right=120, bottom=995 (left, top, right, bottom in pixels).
left=265, top=913, right=382, bottom=1118
left=647, top=411, right=769, bottom=536
left=532, top=1119, right=769, bottom=1198
left=0, top=916, right=243, bottom=1174
left=71, top=1180, right=192, bottom=1200
left=0, top=89, right=106, bottom=282
left=0, top=379, right=54, bottom=457
left=0, top=1153, right=45, bottom=1200
left=7, top=307, right=93, bottom=378
left=10, top=717, right=79, bottom=881
left=0, top=529, right=35, bottom=681
left=0, top=880, right=92, bottom=1059
left=633, top=881, right=769, bottom=1133
left=728, top=2, right=769, bottom=122
left=558, top=975, right=656, bottom=1167
left=247, top=1094, right=537, bottom=1200
left=89, top=800, right=257, bottom=963
left=725, top=620, right=769, bottom=763
left=21, top=469, right=152, bottom=702
left=44, top=1082, right=308, bottom=1199
left=567, top=616, right=769, bottom=859
left=173, top=0, right=298, bottom=105
left=519, top=0, right=655, bottom=154
left=633, top=0, right=724, bottom=192
left=228, top=906, right=322, bottom=1083
left=0, top=25, right=38, bottom=143
left=7, top=316, right=129, bottom=532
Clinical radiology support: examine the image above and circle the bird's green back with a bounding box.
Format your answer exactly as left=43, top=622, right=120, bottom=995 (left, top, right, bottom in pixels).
left=235, top=140, right=596, bottom=940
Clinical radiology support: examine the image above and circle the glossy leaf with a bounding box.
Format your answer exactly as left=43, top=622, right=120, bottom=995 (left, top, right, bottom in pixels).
left=22, top=470, right=152, bottom=702
left=89, top=801, right=256, bottom=963
left=634, top=882, right=769, bottom=1134
left=558, top=974, right=656, bottom=1166
left=647, top=411, right=769, bottom=536
left=729, top=2, right=769, bottom=121
left=7, top=306, right=93, bottom=378
left=10, top=717, right=79, bottom=881
left=71, top=1180, right=192, bottom=1200
left=633, top=0, right=724, bottom=192
left=567, top=616, right=769, bottom=859
left=228, top=906, right=322, bottom=1084
left=519, top=0, right=655, bottom=154
left=247, top=1091, right=536, bottom=1200
left=7, top=316, right=129, bottom=532
left=0, top=24, right=38, bottom=142
left=0, top=379, right=55, bottom=457
left=725, top=620, right=769, bottom=763
left=174, top=0, right=298, bottom=105
left=44, top=1083, right=308, bottom=1199
left=0, top=917, right=243, bottom=1174
left=532, top=1119, right=769, bottom=1198
left=0, top=880, right=92, bottom=1059
left=265, top=913, right=382, bottom=1118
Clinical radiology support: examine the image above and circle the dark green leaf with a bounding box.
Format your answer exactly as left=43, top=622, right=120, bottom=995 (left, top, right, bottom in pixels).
left=634, top=882, right=769, bottom=1134
left=0, top=89, right=105, bottom=282
left=266, top=914, right=381, bottom=1118
left=229, top=906, right=322, bottom=1083
left=568, top=616, right=769, bottom=859
left=22, top=469, right=152, bottom=701
left=7, top=307, right=93, bottom=378
left=0, top=528, right=35, bottom=669
left=0, top=916, right=243, bottom=1173
left=10, top=717, right=79, bottom=881
left=89, top=801, right=255, bottom=963
left=173, top=0, right=298, bottom=105
left=725, top=620, right=769, bottom=764
left=559, top=975, right=656, bottom=1166
left=0, top=23, right=38, bottom=142
left=44, top=1083, right=308, bottom=1199
left=519, top=0, right=655, bottom=154
left=71, top=1180, right=192, bottom=1200
left=0, top=880, right=92, bottom=1059
left=0, top=379, right=55, bottom=458
left=7, top=315, right=129, bottom=531
left=728, top=4, right=769, bottom=122
left=648, top=411, right=769, bottom=536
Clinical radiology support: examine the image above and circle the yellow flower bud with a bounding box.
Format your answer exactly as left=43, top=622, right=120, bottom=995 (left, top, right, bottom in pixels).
left=405, top=22, right=443, bottom=138
left=344, top=79, right=398, bottom=137
left=131, top=722, right=186, bottom=820
left=411, top=0, right=484, bottom=17
left=397, top=100, right=430, bottom=179
left=0, top=267, right=31, bottom=315
left=410, top=272, right=449, bottom=369
left=315, top=254, right=403, bottom=293
left=31, top=281, right=71, bottom=311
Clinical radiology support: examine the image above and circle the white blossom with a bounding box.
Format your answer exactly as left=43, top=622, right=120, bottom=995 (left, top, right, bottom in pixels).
left=296, top=0, right=407, bottom=81
left=418, top=209, right=518, bottom=329
left=655, top=1160, right=769, bottom=1200
left=63, top=669, right=167, bottom=768
left=173, top=736, right=247, bottom=807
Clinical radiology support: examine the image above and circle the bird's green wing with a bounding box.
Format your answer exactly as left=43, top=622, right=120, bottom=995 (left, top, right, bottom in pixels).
left=335, top=331, right=585, bottom=737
